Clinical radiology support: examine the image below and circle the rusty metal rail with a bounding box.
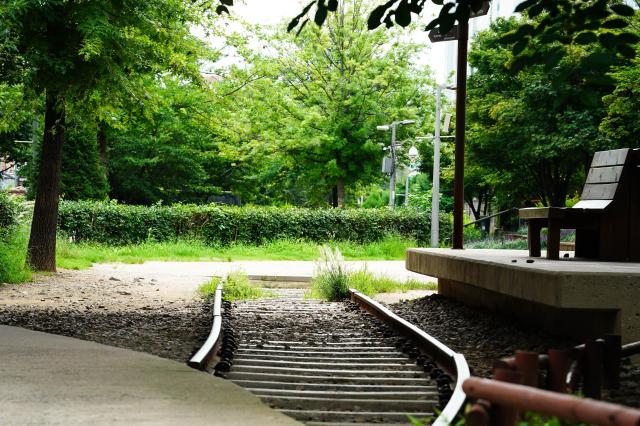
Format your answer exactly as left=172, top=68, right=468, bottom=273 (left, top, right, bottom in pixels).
left=349, top=288, right=470, bottom=426
left=463, top=377, right=640, bottom=426
left=188, top=283, right=223, bottom=370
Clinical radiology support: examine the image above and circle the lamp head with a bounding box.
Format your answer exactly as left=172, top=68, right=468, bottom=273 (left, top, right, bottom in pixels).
left=377, top=125, right=390, bottom=131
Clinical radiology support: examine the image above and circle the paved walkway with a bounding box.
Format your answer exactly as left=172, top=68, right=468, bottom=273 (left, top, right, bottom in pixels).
left=0, top=325, right=301, bottom=425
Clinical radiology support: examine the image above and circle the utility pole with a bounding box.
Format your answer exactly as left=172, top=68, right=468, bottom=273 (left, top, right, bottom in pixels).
left=453, top=19, right=469, bottom=250
left=432, top=86, right=442, bottom=248
left=389, top=123, right=397, bottom=208
left=378, top=119, right=415, bottom=209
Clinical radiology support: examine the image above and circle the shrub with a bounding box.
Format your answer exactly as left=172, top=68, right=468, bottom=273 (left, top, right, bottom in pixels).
left=57, top=201, right=452, bottom=246
left=0, top=192, right=17, bottom=232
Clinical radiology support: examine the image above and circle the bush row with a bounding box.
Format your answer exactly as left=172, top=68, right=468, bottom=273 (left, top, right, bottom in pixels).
left=58, top=201, right=452, bottom=246
left=0, top=192, right=17, bottom=233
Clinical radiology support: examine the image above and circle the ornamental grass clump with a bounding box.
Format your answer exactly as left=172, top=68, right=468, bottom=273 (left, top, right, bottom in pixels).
left=311, top=246, right=350, bottom=301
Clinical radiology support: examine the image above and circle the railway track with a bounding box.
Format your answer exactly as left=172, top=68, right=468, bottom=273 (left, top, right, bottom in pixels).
left=190, top=286, right=469, bottom=426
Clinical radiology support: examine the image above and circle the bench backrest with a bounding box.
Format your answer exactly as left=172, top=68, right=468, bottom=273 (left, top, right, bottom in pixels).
left=573, top=148, right=632, bottom=209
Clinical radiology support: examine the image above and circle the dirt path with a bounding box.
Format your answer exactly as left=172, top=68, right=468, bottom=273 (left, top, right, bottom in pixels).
left=0, top=267, right=213, bottom=362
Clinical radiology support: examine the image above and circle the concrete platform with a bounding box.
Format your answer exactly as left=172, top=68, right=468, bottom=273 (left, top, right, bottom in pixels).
left=406, top=249, right=640, bottom=343
left=0, top=325, right=301, bottom=425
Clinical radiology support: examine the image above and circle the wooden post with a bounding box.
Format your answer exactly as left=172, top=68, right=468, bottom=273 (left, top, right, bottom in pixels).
left=453, top=19, right=468, bottom=250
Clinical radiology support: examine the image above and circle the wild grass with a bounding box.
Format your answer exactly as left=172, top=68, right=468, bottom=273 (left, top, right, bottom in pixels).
left=310, top=246, right=350, bottom=301
left=197, top=276, right=221, bottom=302
left=56, top=234, right=418, bottom=269
left=223, top=271, right=271, bottom=301
left=309, top=246, right=436, bottom=301
left=0, top=225, right=32, bottom=284
left=198, top=272, right=270, bottom=302
left=347, top=269, right=436, bottom=296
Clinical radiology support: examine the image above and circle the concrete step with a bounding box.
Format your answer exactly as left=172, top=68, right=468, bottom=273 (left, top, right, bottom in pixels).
left=261, top=395, right=435, bottom=412
left=248, top=388, right=437, bottom=400
left=227, top=372, right=431, bottom=386
left=278, top=409, right=434, bottom=423
left=230, top=380, right=436, bottom=392
left=233, top=359, right=419, bottom=371
left=230, top=365, right=425, bottom=377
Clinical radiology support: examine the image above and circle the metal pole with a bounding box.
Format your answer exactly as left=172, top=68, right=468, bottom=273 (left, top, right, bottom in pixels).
left=389, top=123, right=397, bottom=208
left=404, top=174, right=410, bottom=207
left=431, top=86, right=442, bottom=248
left=453, top=20, right=468, bottom=250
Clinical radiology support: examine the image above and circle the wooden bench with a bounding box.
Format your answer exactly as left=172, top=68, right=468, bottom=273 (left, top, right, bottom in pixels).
left=519, top=148, right=640, bottom=261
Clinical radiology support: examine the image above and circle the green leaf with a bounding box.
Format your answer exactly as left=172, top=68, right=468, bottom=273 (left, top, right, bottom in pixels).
left=602, top=18, right=629, bottom=29
left=610, top=3, right=635, bottom=17
left=314, top=4, right=328, bottom=26
left=512, top=37, right=529, bottom=55
left=514, top=0, right=537, bottom=13
left=574, top=31, right=597, bottom=45
left=395, top=0, right=412, bottom=27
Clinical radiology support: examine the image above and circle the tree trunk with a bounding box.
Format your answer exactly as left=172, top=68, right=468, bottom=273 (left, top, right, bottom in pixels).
left=27, top=92, right=65, bottom=272
left=336, top=178, right=345, bottom=208
left=97, top=123, right=108, bottom=169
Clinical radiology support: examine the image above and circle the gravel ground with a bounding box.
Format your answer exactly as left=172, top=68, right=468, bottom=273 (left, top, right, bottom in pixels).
left=389, top=293, right=640, bottom=408
left=0, top=269, right=212, bottom=363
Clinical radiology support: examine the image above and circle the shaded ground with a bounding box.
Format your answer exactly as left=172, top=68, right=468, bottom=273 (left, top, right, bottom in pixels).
left=389, top=294, right=640, bottom=408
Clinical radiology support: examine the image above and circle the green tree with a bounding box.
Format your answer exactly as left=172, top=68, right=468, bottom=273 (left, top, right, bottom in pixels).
left=467, top=17, right=619, bottom=208
left=258, top=0, right=432, bottom=206
left=0, top=0, right=215, bottom=270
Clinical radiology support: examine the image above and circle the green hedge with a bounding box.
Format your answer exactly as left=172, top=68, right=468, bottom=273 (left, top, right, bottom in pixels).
left=0, top=192, right=17, bottom=233
left=58, top=201, right=452, bottom=246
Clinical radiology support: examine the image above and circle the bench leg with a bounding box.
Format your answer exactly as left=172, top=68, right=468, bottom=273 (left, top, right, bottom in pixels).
left=547, top=219, right=561, bottom=260
left=528, top=221, right=542, bottom=257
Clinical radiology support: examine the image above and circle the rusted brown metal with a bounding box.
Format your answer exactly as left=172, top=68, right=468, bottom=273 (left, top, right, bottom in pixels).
left=463, top=377, right=640, bottom=426
left=465, top=400, right=490, bottom=426
left=547, top=349, right=571, bottom=393
left=604, top=335, right=622, bottom=390
left=493, top=368, right=522, bottom=426
left=515, top=351, right=539, bottom=387
left=584, top=339, right=604, bottom=399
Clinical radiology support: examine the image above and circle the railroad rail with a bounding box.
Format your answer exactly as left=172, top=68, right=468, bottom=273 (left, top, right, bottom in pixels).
left=189, top=285, right=470, bottom=425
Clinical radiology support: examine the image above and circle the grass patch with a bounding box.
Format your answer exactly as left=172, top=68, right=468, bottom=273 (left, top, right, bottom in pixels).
left=223, top=271, right=271, bottom=301
left=198, top=272, right=270, bottom=302
left=347, top=269, right=436, bottom=296
left=309, top=246, right=435, bottom=301
left=56, top=234, right=419, bottom=269
left=197, top=276, right=221, bottom=302
left=465, top=238, right=530, bottom=250
left=0, top=225, right=32, bottom=284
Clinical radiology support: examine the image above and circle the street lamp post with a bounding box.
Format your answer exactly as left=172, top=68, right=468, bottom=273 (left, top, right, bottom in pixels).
left=377, top=120, right=415, bottom=208
left=404, top=145, right=420, bottom=207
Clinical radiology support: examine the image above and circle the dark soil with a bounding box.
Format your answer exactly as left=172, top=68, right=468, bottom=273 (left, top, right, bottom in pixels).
left=389, top=294, right=640, bottom=408
left=0, top=303, right=212, bottom=363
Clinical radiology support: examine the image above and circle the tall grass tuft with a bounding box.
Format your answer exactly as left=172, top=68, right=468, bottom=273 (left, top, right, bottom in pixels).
left=311, top=246, right=350, bottom=301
